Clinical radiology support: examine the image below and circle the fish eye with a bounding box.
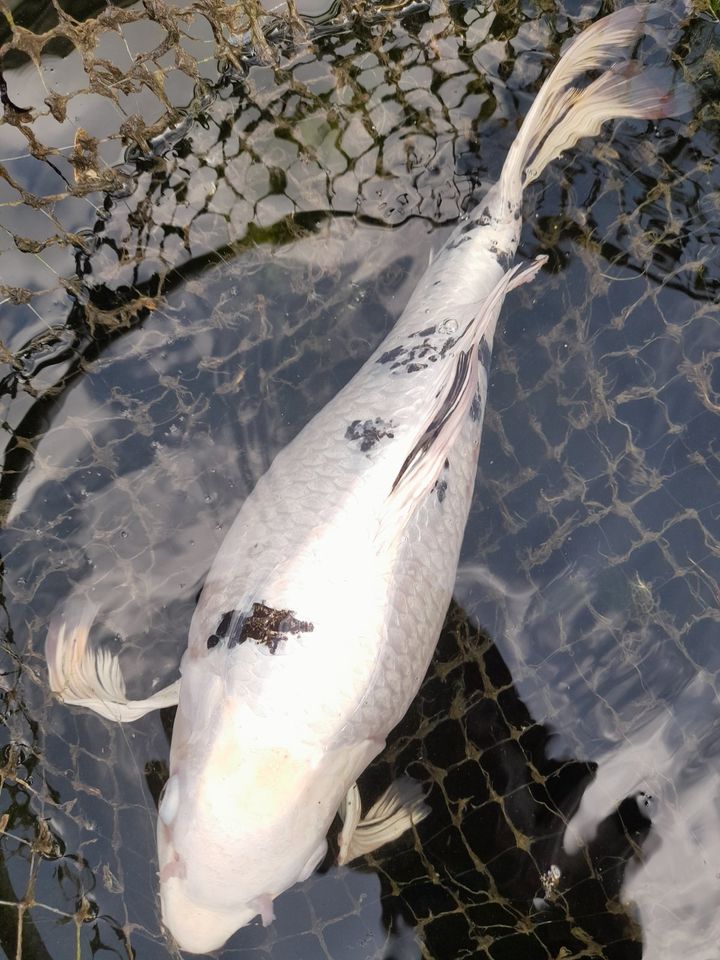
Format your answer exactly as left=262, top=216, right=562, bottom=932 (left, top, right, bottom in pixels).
left=207, top=634, right=221, bottom=649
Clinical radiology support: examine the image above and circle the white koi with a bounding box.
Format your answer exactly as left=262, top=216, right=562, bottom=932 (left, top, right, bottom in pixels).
left=46, top=5, right=691, bottom=953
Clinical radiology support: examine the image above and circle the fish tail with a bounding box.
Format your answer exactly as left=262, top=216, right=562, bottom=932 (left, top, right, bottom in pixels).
left=498, top=4, right=693, bottom=208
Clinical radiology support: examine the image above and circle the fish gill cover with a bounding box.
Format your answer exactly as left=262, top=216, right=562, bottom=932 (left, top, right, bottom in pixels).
left=0, top=0, right=718, bottom=958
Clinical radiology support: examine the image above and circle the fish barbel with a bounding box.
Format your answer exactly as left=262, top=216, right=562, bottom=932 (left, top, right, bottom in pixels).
left=46, top=4, right=692, bottom=953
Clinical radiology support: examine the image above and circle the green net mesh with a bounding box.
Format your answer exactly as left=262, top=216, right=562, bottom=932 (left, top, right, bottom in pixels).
left=0, top=0, right=719, bottom=957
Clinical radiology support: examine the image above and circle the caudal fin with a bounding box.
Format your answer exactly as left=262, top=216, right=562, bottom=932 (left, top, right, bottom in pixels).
left=499, top=4, right=693, bottom=207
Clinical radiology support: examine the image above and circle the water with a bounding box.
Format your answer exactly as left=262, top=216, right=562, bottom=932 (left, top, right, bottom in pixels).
left=0, top=1, right=719, bottom=957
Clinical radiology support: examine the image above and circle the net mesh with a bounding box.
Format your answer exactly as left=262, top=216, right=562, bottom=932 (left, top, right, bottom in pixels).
left=0, top=0, right=719, bottom=958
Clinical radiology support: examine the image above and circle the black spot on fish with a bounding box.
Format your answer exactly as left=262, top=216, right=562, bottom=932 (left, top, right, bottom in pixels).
left=448, top=234, right=472, bottom=250
left=453, top=209, right=491, bottom=244
left=346, top=418, right=395, bottom=452
left=478, top=339, right=492, bottom=370
left=432, top=460, right=450, bottom=503
left=470, top=390, right=483, bottom=422
left=377, top=345, right=405, bottom=365
left=440, top=337, right=457, bottom=358
left=378, top=324, right=465, bottom=376
left=379, top=339, right=446, bottom=375
left=207, top=609, right=239, bottom=649
left=234, top=602, right=314, bottom=655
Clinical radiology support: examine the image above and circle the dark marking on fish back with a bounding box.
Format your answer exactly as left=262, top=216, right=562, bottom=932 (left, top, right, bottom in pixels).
left=440, top=337, right=457, bottom=358
left=207, top=608, right=242, bottom=650
left=346, top=418, right=395, bottom=452
left=378, top=334, right=457, bottom=375
left=208, top=603, right=314, bottom=654
left=449, top=208, right=492, bottom=248
left=377, top=345, right=404, bottom=365
left=448, top=234, right=473, bottom=250
left=432, top=459, right=450, bottom=503
left=478, top=338, right=491, bottom=371
left=240, top=602, right=314, bottom=654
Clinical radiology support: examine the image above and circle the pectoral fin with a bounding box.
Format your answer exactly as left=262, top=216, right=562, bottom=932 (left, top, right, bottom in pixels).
left=46, top=598, right=180, bottom=722
left=337, top=778, right=430, bottom=865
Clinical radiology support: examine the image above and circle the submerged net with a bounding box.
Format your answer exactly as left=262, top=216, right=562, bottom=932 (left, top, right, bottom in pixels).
left=1, top=0, right=719, bottom=958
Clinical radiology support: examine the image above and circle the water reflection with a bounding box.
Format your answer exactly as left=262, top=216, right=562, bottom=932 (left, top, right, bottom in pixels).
left=564, top=671, right=720, bottom=959
left=0, top=0, right=719, bottom=957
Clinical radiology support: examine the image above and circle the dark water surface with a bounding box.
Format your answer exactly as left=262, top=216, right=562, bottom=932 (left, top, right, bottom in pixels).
left=0, top=0, right=719, bottom=957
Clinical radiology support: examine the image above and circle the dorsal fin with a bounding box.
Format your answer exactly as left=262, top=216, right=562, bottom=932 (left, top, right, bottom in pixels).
left=385, top=256, right=547, bottom=526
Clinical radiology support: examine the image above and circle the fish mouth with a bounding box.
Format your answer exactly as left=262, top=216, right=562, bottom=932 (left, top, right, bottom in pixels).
left=157, top=819, right=261, bottom=952
left=160, top=873, right=259, bottom=953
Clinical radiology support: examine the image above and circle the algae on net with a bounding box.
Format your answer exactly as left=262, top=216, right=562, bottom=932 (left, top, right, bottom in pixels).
left=0, top=0, right=719, bottom=957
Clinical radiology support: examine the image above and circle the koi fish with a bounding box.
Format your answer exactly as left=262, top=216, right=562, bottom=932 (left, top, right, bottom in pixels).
left=46, top=5, right=691, bottom=952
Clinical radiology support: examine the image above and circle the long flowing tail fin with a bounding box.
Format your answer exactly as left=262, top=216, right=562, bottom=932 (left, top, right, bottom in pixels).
left=499, top=4, right=693, bottom=208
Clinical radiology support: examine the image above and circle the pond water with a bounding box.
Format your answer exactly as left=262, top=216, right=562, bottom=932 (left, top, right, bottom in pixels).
left=0, top=1, right=719, bottom=958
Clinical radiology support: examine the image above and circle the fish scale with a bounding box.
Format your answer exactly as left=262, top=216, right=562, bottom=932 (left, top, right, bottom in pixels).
left=184, top=282, right=491, bottom=744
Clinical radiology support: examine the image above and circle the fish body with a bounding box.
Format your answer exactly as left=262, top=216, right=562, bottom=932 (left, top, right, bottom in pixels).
left=45, top=5, right=692, bottom=953
left=156, top=201, right=517, bottom=946
left=158, top=206, right=515, bottom=949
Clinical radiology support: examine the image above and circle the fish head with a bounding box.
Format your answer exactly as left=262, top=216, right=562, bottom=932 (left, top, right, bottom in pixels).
left=155, top=647, right=348, bottom=953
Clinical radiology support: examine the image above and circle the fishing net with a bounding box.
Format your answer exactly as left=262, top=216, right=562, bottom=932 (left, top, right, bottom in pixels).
left=0, top=0, right=719, bottom=957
